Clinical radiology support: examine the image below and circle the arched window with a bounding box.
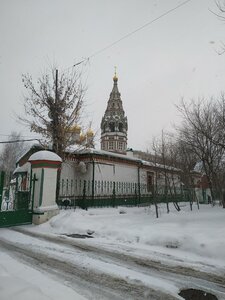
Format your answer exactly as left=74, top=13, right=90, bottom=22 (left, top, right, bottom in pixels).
left=109, top=122, right=115, bottom=132
left=119, top=123, right=123, bottom=132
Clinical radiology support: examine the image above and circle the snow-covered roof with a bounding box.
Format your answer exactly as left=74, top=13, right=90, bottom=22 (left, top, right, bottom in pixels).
left=67, top=147, right=181, bottom=172
left=77, top=147, right=140, bottom=161
left=29, top=150, right=62, bottom=162
left=16, top=143, right=43, bottom=164
left=193, top=161, right=204, bottom=173
left=13, top=162, right=30, bottom=174
left=66, top=144, right=85, bottom=153
left=141, top=159, right=181, bottom=172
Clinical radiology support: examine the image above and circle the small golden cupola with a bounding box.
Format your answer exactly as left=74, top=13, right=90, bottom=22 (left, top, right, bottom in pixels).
left=113, top=66, right=118, bottom=82
left=86, top=128, right=94, bottom=137
left=67, top=124, right=81, bottom=144
left=71, top=124, right=81, bottom=134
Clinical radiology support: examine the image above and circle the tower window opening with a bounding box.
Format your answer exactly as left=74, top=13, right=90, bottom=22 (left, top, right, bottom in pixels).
left=119, top=123, right=123, bottom=132
left=109, top=122, right=115, bottom=132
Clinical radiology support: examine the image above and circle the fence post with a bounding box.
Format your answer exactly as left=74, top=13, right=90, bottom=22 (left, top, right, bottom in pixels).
left=31, top=173, right=38, bottom=213
left=83, top=180, right=87, bottom=210
left=0, top=171, right=5, bottom=210
left=138, top=166, right=141, bottom=206
left=134, top=186, right=137, bottom=206
left=154, top=198, right=159, bottom=218
left=112, top=181, right=116, bottom=207
left=153, top=188, right=159, bottom=218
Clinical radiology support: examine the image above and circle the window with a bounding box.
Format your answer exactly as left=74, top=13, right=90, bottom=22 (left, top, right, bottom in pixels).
left=109, top=122, right=115, bottom=132
left=119, top=123, right=123, bottom=132
left=147, top=172, right=154, bottom=193
left=109, top=141, right=114, bottom=150
left=118, top=142, right=123, bottom=150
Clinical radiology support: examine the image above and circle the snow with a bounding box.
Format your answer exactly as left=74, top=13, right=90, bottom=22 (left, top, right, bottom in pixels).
left=0, top=251, right=86, bottom=300
left=36, top=203, right=225, bottom=272
left=28, top=150, right=62, bottom=162
left=34, top=204, right=59, bottom=212
left=13, top=162, right=30, bottom=174
left=0, top=203, right=224, bottom=299
left=0, top=229, right=179, bottom=296
left=73, top=147, right=140, bottom=161
left=66, top=147, right=180, bottom=171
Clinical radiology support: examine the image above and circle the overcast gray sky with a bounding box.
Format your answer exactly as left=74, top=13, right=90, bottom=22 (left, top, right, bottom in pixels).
left=0, top=0, right=225, bottom=151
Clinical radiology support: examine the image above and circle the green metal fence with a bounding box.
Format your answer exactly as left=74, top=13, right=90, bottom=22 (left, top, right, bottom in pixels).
left=58, top=192, right=187, bottom=210
left=58, top=178, right=192, bottom=209
left=0, top=171, right=32, bottom=228
left=0, top=171, right=4, bottom=209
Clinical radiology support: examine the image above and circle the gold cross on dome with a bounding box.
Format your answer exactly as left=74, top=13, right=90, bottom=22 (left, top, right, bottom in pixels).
left=114, top=66, right=117, bottom=77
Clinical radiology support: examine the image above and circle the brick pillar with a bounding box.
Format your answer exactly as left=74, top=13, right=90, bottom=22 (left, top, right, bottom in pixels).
left=28, top=150, right=62, bottom=225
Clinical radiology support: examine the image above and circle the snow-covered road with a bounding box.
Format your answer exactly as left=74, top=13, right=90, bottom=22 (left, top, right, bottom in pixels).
left=0, top=226, right=225, bottom=300
left=1, top=204, right=225, bottom=299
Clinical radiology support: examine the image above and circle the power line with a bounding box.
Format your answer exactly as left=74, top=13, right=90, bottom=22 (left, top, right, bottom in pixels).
left=0, top=139, right=41, bottom=144
left=0, top=133, right=40, bottom=138
left=72, top=0, right=192, bottom=67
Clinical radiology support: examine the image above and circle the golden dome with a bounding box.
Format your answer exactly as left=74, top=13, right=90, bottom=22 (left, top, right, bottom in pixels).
left=70, top=124, right=81, bottom=133
left=86, top=128, right=94, bottom=137
left=113, top=74, right=118, bottom=81
left=79, top=133, right=86, bottom=142
left=113, top=66, right=118, bottom=82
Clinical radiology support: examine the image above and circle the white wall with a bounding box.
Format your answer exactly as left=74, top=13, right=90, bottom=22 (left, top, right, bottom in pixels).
left=61, top=159, right=152, bottom=197
left=60, top=157, right=182, bottom=198
left=42, top=168, right=57, bottom=207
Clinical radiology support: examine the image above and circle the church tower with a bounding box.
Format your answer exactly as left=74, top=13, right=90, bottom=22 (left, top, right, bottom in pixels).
left=101, top=71, right=128, bottom=154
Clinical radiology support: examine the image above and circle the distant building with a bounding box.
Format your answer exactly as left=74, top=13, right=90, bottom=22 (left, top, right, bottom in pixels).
left=192, top=171, right=212, bottom=204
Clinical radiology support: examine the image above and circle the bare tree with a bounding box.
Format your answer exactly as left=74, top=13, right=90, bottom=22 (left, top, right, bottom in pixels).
left=152, top=131, right=182, bottom=212
left=177, top=98, right=225, bottom=204
left=0, top=132, right=27, bottom=185
left=20, top=67, right=86, bottom=158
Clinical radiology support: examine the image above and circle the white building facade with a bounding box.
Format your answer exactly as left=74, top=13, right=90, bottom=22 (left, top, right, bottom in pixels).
left=59, top=148, right=182, bottom=207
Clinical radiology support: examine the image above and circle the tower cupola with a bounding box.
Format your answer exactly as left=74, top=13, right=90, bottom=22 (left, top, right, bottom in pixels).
left=100, top=71, right=128, bottom=154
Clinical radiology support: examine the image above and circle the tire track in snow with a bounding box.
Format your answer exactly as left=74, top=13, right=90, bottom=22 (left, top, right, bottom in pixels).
left=0, top=236, right=178, bottom=300
left=1, top=227, right=225, bottom=299
left=13, top=227, right=225, bottom=287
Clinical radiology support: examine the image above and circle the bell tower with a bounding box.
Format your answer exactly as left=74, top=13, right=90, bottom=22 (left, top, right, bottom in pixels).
left=101, top=70, right=128, bottom=154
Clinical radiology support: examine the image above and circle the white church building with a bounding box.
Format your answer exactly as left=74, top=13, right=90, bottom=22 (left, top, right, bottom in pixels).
left=58, top=73, right=182, bottom=207
left=16, top=72, right=182, bottom=210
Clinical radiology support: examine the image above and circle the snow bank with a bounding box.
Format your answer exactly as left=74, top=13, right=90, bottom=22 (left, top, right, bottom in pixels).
left=33, top=203, right=225, bottom=270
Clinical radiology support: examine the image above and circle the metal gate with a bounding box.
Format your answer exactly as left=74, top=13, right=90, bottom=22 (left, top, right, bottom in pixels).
left=0, top=171, right=33, bottom=227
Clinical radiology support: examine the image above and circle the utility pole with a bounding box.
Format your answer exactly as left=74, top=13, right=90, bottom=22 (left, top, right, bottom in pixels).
left=55, top=69, right=58, bottom=102
left=54, top=69, right=61, bottom=203
left=53, top=69, right=58, bottom=154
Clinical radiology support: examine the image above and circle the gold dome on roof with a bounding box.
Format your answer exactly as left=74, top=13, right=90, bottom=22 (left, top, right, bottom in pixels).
left=113, top=66, right=118, bottom=81
left=70, top=124, right=81, bottom=133
left=86, top=128, right=94, bottom=137
left=79, top=132, right=86, bottom=142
